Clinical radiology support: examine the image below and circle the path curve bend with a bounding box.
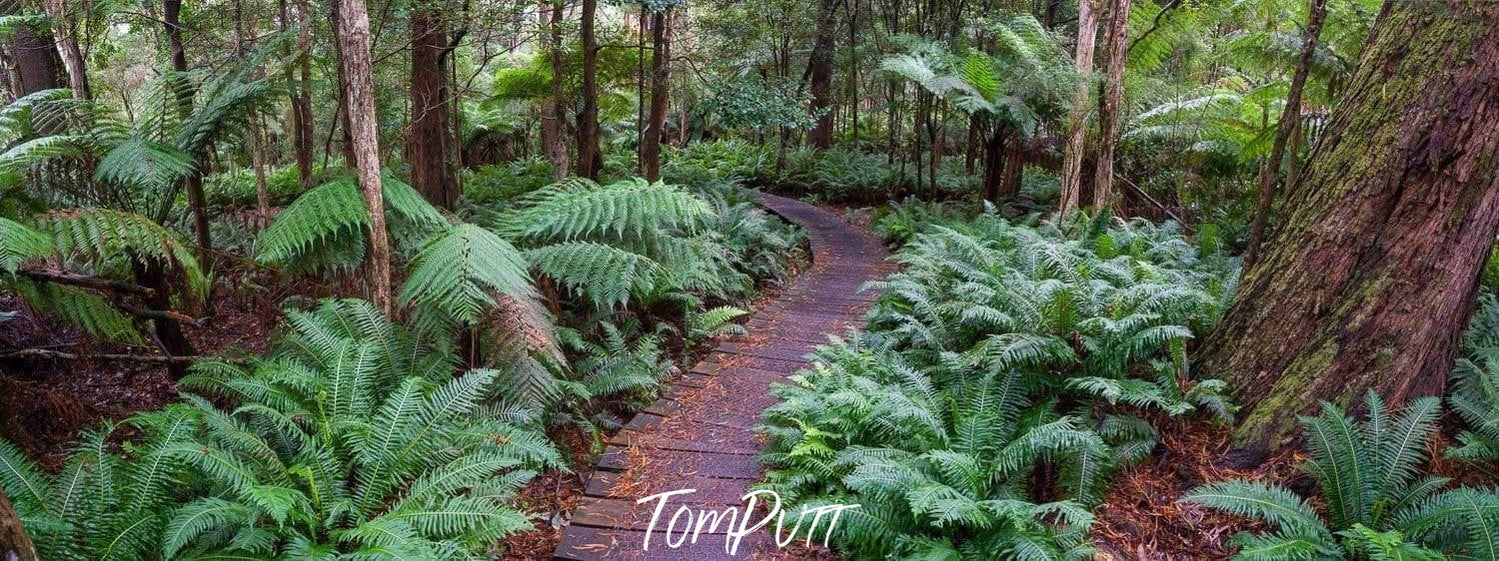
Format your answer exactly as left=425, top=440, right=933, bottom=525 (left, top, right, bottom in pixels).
left=553, top=193, right=893, bottom=560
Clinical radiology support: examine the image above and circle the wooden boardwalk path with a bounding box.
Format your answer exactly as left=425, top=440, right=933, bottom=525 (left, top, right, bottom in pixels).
left=553, top=193, right=893, bottom=560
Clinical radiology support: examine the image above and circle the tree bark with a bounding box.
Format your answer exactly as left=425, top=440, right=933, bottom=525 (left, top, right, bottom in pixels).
left=575, top=0, right=601, bottom=180
left=0, top=488, right=36, bottom=561
left=541, top=0, right=569, bottom=180
left=0, top=0, right=62, bottom=99
left=981, top=126, right=1005, bottom=203
left=805, top=0, right=837, bottom=148
left=407, top=1, right=457, bottom=209
left=1059, top=0, right=1099, bottom=216
left=163, top=0, right=214, bottom=257
left=332, top=0, right=393, bottom=314
left=1091, top=0, right=1130, bottom=213
left=1244, top=0, right=1326, bottom=268
left=639, top=8, right=669, bottom=182
left=41, top=0, right=87, bottom=100
left=286, top=0, right=315, bottom=188
left=1201, top=0, right=1499, bottom=454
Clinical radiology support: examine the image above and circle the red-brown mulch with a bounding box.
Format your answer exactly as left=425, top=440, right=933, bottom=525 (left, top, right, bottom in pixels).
left=1090, top=416, right=1303, bottom=560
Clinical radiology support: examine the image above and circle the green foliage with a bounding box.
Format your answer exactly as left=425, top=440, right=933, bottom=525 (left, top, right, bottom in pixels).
left=401, top=223, right=536, bottom=326
left=1449, top=293, right=1499, bottom=463
left=484, top=177, right=755, bottom=312
left=758, top=209, right=1236, bottom=558
left=253, top=174, right=448, bottom=273
left=0, top=208, right=207, bottom=342
left=701, top=75, right=821, bottom=133
left=1, top=299, right=559, bottom=560
left=759, top=339, right=1101, bottom=559
left=1182, top=394, right=1499, bottom=560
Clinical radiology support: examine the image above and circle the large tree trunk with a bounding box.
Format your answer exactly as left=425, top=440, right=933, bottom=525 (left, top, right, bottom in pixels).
left=575, top=0, right=601, bottom=180
left=407, top=2, right=457, bottom=209
left=332, top=0, right=393, bottom=314
left=638, top=8, right=669, bottom=182
left=0, top=488, right=36, bottom=561
left=1091, top=0, right=1130, bottom=213
left=1059, top=0, right=1099, bottom=216
left=541, top=0, right=569, bottom=180
left=805, top=0, right=837, bottom=148
left=41, top=0, right=87, bottom=99
left=0, top=0, right=62, bottom=99
left=164, top=0, right=213, bottom=257
left=1202, top=0, right=1499, bottom=454
left=1244, top=0, right=1326, bottom=268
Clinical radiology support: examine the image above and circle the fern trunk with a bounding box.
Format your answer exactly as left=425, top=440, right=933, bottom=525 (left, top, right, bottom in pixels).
left=0, top=489, right=35, bottom=561
left=1091, top=0, right=1129, bottom=213
left=1244, top=0, right=1326, bottom=268
left=407, top=3, right=458, bottom=209
left=332, top=0, right=393, bottom=314
left=1202, top=0, right=1499, bottom=454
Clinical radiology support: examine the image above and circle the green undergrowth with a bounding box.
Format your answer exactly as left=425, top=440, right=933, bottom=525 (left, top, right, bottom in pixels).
left=755, top=207, right=1239, bottom=559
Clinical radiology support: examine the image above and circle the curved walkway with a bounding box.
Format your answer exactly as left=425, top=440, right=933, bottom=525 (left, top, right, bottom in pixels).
left=554, top=193, right=893, bottom=560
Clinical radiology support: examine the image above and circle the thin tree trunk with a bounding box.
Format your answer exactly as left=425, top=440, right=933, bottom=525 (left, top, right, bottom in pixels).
left=639, top=8, right=669, bottom=181
left=407, top=1, right=457, bottom=208
left=41, top=0, right=88, bottom=99
left=288, top=0, right=315, bottom=188
left=0, top=488, right=36, bottom=561
left=981, top=126, right=1005, bottom=202
left=1091, top=0, right=1130, bottom=213
left=1244, top=0, right=1326, bottom=268
left=1059, top=0, right=1099, bottom=216
left=332, top=0, right=393, bottom=314
left=235, top=0, right=272, bottom=229
left=576, top=0, right=600, bottom=180
left=541, top=0, right=569, bottom=179
left=1201, top=0, right=1499, bottom=454
left=164, top=0, right=213, bottom=256
left=329, top=0, right=359, bottom=165
left=806, top=0, right=837, bottom=148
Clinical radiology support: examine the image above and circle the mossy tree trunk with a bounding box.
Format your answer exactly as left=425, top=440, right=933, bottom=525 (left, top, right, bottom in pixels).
left=1202, top=0, right=1499, bottom=454
left=0, top=488, right=36, bottom=561
left=806, top=0, right=837, bottom=148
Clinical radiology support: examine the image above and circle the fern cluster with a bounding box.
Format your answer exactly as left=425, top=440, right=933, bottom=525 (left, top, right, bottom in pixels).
left=757, top=208, right=1237, bottom=558
left=0, top=299, right=560, bottom=560
left=0, top=208, right=207, bottom=342
left=1449, top=292, right=1499, bottom=463
left=1182, top=393, right=1499, bottom=560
